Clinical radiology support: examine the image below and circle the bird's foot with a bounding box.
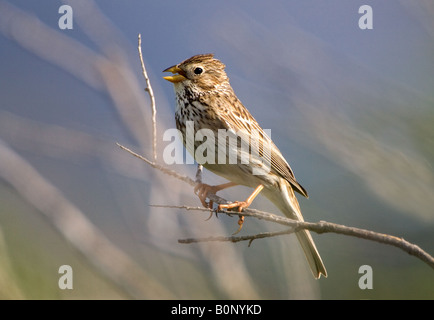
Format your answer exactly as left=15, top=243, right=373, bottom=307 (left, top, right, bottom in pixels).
left=217, top=201, right=248, bottom=234
left=194, top=182, right=237, bottom=220
left=217, top=184, right=264, bottom=234
left=194, top=183, right=217, bottom=209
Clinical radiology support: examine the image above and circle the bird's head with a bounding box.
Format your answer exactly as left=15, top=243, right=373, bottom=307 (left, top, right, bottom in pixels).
left=163, top=54, right=229, bottom=91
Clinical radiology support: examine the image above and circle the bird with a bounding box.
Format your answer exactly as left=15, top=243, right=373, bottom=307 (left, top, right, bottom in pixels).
left=163, top=54, right=327, bottom=279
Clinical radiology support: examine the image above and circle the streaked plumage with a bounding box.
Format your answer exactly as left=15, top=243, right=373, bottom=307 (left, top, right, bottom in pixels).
left=163, top=54, right=327, bottom=279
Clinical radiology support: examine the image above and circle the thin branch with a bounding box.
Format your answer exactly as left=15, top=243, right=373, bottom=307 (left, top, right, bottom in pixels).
left=150, top=204, right=434, bottom=270
left=179, top=229, right=295, bottom=247
left=138, top=34, right=157, bottom=162
left=117, top=143, right=194, bottom=186
left=117, top=143, right=231, bottom=206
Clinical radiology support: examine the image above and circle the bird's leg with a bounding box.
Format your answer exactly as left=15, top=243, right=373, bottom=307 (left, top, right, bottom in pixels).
left=194, top=182, right=238, bottom=219
left=218, top=184, right=264, bottom=234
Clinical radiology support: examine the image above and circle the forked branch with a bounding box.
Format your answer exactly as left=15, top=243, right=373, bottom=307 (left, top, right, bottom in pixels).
left=152, top=204, right=434, bottom=269
left=117, top=142, right=434, bottom=270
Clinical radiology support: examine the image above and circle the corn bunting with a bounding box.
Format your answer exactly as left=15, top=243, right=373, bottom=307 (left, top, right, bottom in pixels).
left=163, top=54, right=327, bottom=278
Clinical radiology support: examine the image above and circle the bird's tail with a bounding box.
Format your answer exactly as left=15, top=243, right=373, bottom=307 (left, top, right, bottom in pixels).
left=267, top=179, right=327, bottom=279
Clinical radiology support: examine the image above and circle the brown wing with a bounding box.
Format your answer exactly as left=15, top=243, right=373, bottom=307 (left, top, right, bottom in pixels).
left=218, top=95, right=308, bottom=198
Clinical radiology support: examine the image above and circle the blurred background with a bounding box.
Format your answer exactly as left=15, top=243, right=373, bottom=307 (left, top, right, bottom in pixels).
left=0, top=0, right=433, bottom=299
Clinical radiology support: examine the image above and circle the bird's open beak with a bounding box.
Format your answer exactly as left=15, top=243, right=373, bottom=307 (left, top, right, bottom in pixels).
left=163, top=65, right=186, bottom=83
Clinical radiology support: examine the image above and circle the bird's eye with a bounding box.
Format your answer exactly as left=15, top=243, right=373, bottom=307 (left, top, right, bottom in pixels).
left=194, top=67, right=203, bottom=75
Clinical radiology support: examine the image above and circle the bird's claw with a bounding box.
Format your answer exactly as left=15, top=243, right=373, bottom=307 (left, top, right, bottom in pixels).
left=232, top=215, right=245, bottom=235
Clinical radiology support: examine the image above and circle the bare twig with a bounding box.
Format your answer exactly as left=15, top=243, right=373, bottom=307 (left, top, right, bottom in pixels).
left=117, top=143, right=194, bottom=186
left=179, top=229, right=295, bottom=247
left=152, top=204, right=434, bottom=270
left=117, top=143, right=230, bottom=206
left=138, top=34, right=157, bottom=161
